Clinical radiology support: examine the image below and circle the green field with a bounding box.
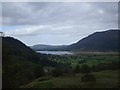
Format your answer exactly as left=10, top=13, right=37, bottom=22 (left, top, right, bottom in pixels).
left=21, top=70, right=119, bottom=88
left=21, top=54, right=119, bottom=88
left=49, top=54, right=119, bottom=68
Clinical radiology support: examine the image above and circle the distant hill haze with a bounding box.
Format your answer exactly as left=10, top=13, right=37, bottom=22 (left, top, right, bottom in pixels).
left=30, top=29, right=120, bottom=52
left=30, top=44, right=67, bottom=51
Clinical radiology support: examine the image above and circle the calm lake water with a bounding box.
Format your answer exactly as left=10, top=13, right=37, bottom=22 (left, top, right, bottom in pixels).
left=36, top=51, right=73, bottom=55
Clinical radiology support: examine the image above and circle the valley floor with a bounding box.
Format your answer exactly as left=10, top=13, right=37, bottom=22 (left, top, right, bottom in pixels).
left=21, top=70, right=119, bottom=88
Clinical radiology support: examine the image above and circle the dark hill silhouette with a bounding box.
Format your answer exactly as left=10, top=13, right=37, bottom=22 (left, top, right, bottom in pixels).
left=2, top=37, right=62, bottom=88
left=67, top=29, right=120, bottom=51
left=31, top=29, right=120, bottom=52
left=30, top=44, right=67, bottom=51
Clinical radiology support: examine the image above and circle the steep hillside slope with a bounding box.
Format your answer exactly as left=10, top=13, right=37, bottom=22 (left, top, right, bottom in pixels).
left=31, top=29, right=119, bottom=52
left=66, top=29, right=120, bottom=51
left=2, top=37, right=61, bottom=88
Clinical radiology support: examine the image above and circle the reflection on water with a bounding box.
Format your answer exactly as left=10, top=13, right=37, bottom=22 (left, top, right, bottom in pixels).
left=36, top=51, right=73, bottom=55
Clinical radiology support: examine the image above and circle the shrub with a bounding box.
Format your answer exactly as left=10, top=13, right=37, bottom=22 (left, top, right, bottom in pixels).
left=51, top=68, right=62, bottom=77
left=34, top=65, right=45, bottom=78
left=91, top=65, right=100, bottom=72
left=81, top=64, right=91, bottom=73
left=81, top=73, right=96, bottom=82
left=74, top=64, right=80, bottom=73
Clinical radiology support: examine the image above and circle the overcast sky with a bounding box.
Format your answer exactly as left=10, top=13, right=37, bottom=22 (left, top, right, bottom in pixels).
left=1, top=2, right=118, bottom=46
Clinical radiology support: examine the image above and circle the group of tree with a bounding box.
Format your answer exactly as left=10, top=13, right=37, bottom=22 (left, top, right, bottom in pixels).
left=74, top=64, right=91, bottom=73
left=74, top=60, right=119, bottom=82
left=91, top=61, right=119, bottom=72
left=74, top=64, right=96, bottom=82
left=74, top=60, right=119, bottom=74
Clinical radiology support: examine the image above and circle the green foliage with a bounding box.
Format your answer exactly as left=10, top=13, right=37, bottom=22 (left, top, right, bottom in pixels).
left=34, top=65, right=45, bottom=78
left=22, top=70, right=119, bottom=88
left=81, top=64, right=91, bottom=73
left=91, top=65, right=100, bottom=72
left=51, top=68, right=62, bottom=77
left=81, top=73, right=96, bottom=82
left=74, top=64, right=80, bottom=73
left=22, top=81, right=53, bottom=88
left=49, top=54, right=119, bottom=72
left=2, top=37, right=60, bottom=88
left=3, top=61, right=38, bottom=88
left=2, top=37, right=120, bottom=88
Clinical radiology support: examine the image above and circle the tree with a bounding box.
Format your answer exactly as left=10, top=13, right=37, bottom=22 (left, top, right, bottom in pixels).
left=91, top=65, right=100, bottom=72
left=74, top=64, right=80, bottom=73
left=81, top=64, right=91, bottom=73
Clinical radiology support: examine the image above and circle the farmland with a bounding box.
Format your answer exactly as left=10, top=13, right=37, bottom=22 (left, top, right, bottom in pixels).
left=21, top=53, right=120, bottom=88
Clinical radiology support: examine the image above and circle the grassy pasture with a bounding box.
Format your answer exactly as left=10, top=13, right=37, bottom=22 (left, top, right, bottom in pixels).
left=21, top=70, right=119, bottom=88
left=21, top=53, right=119, bottom=88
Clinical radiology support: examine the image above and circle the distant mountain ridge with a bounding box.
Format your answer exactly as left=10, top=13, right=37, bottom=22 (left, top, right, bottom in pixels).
left=30, top=29, right=120, bottom=52
left=30, top=44, right=67, bottom=51
left=66, top=29, right=120, bottom=51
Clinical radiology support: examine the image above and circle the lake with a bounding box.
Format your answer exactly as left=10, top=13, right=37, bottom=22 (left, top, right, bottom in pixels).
left=36, top=51, right=73, bottom=55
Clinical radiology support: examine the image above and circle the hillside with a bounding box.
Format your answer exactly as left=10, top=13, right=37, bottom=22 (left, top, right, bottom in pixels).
left=21, top=70, right=119, bottom=88
left=31, top=29, right=120, bottom=52
left=2, top=37, right=62, bottom=88
left=30, top=44, right=67, bottom=51
left=2, top=37, right=119, bottom=88
left=67, top=29, right=120, bottom=51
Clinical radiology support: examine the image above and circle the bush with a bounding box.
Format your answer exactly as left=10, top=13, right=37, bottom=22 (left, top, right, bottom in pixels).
left=81, top=64, right=91, bottom=73
left=74, top=64, right=80, bottom=73
left=91, top=65, right=100, bottom=72
left=51, top=68, right=62, bottom=77
left=81, top=73, right=96, bottom=82
left=34, top=65, right=45, bottom=78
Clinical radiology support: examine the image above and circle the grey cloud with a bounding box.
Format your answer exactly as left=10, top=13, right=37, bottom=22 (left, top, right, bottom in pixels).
left=2, top=2, right=118, bottom=26
left=2, top=2, right=118, bottom=45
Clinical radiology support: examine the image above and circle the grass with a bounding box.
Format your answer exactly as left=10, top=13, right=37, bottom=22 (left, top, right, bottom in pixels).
left=51, top=55, right=119, bottom=68
left=20, top=54, right=119, bottom=88
left=21, top=70, right=119, bottom=88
